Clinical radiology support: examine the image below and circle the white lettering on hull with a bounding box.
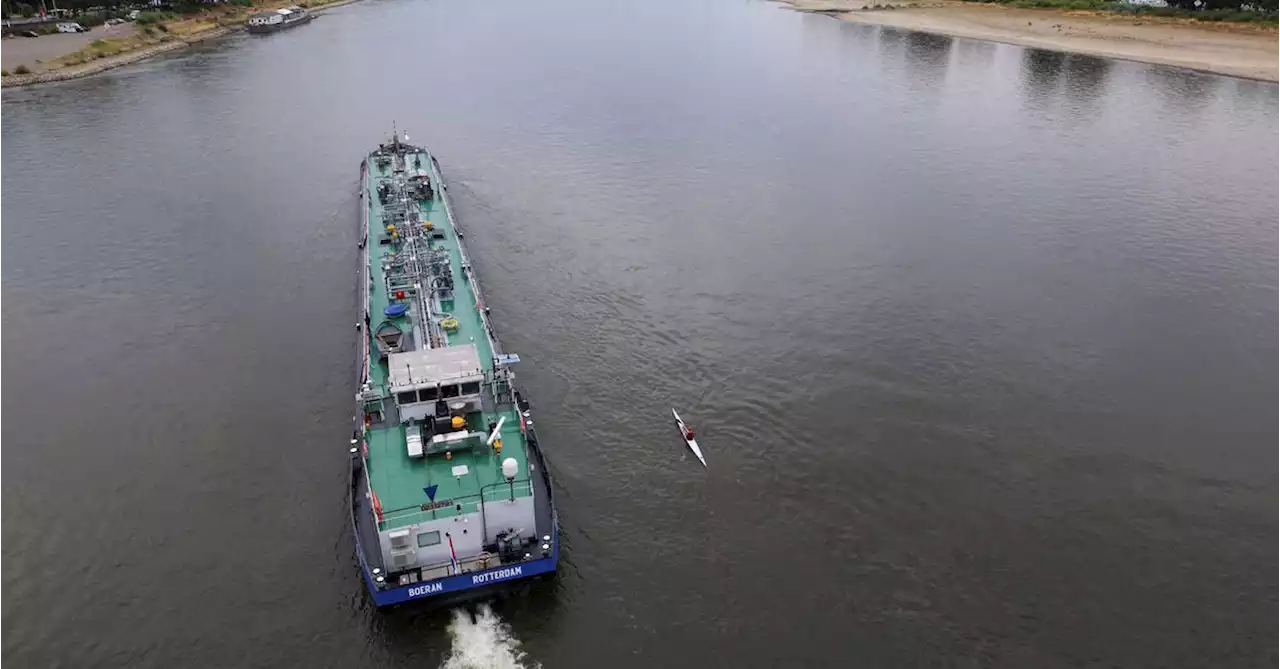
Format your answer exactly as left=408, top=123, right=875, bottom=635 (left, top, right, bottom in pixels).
left=407, top=582, right=444, bottom=597
left=401, top=565, right=527, bottom=598
left=472, top=566, right=523, bottom=585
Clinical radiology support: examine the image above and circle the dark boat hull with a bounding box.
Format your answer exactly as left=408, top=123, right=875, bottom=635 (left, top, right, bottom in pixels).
left=246, top=14, right=312, bottom=34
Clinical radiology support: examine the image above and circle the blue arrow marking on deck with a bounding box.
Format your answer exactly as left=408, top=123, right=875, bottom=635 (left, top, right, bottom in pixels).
left=424, top=485, right=438, bottom=502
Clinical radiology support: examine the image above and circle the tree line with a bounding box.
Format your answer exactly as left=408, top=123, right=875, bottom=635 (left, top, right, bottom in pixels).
left=1164, top=0, right=1277, bottom=10
left=1172, top=0, right=1280, bottom=9
left=3, top=0, right=135, bottom=18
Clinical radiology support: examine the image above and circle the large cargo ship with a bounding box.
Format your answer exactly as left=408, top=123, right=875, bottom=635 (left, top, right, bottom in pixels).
left=349, top=133, right=558, bottom=607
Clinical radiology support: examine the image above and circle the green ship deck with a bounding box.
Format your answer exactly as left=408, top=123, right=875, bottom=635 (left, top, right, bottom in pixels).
left=362, top=148, right=532, bottom=532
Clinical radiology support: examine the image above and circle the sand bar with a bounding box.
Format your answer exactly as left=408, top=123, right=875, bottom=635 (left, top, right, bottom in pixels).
left=780, top=0, right=1278, bottom=81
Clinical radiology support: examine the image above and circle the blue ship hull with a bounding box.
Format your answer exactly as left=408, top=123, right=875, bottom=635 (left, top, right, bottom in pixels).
left=348, top=453, right=559, bottom=607
left=351, top=501, right=559, bottom=606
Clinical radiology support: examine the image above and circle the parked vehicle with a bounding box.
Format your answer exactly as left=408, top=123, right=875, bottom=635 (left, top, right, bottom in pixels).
left=56, top=22, right=88, bottom=33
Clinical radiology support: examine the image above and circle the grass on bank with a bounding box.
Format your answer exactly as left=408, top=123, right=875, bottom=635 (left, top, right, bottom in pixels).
left=960, top=0, right=1278, bottom=23
left=51, top=0, right=272, bottom=69
left=45, top=0, right=346, bottom=71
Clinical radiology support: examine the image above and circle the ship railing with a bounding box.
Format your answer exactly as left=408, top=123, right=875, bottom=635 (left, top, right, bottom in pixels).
left=428, top=155, right=504, bottom=358
left=415, top=549, right=520, bottom=580
left=377, top=479, right=535, bottom=531
left=359, top=160, right=372, bottom=386
left=515, top=389, right=559, bottom=534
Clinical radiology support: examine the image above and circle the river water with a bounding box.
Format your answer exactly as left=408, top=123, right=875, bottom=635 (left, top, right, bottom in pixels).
left=3, top=0, right=1276, bottom=666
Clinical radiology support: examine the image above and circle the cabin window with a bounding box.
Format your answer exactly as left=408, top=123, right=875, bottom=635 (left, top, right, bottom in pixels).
left=418, top=386, right=439, bottom=402
left=396, top=391, right=417, bottom=405
left=441, top=384, right=460, bottom=398
left=460, top=382, right=480, bottom=395
left=417, top=531, right=441, bottom=548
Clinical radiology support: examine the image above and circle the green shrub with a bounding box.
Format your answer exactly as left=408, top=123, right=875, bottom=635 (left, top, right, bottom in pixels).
left=14, top=64, right=30, bottom=74
left=230, top=0, right=253, bottom=7
left=1228, top=9, right=1267, bottom=18
left=1005, top=0, right=1109, bottom=9
left=1114, top=2, right=1278, bottom=21
left=1, top=69, right=9, bottom=77
left=970, top=0, right=1275, bottom=19
left=1104, top=3, right=1171, bottom=14
left=135, top=11, right=174, bottom=24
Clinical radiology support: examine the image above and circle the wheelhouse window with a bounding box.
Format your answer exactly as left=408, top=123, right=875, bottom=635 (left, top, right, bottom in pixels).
left=417, top=531, right=441, bottom=547
left=396, top=391, right=417, bottom=405
left=460, top=382, right=481, bottom=395
left=441, top=384, right=460, bottom=398
left=418, top=386, right=439, bottom=402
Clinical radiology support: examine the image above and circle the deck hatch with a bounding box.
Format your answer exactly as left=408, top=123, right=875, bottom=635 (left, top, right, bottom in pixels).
left=389, top=345, right=484, bottom=390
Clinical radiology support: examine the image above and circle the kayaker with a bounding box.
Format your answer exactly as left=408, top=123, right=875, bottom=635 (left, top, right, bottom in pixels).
left=684, top=426, right=695, bottom=441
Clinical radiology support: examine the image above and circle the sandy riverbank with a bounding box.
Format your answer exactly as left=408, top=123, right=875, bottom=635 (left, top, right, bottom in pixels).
left=2, top=22, right=140, bottom=72
left=778, top=0, right=1278, bottom=81
left=2, top=26, right=235, bottom=86
left=2, top=26, right=236, bottom=87
left=1, top=0, right=364, bottom=88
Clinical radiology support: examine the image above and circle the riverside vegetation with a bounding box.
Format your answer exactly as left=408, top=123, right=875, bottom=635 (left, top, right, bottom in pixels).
left=960, top=0, right=1278, bottom=22
left=1, top=0, right=348, bottom=82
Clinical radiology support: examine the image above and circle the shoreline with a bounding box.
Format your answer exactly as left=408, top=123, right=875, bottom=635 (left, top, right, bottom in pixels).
left=2, top=26, right=239, bottom=87
left=0, top=0, right=365, bottom=88
left=776, top=0, right=1279, bottom=82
